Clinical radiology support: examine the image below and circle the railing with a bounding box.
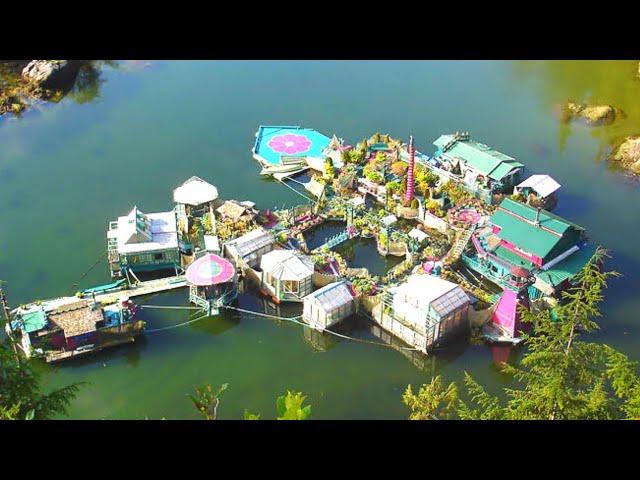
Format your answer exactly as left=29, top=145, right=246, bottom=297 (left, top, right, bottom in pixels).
left=461, top=254, right=518, bottom=291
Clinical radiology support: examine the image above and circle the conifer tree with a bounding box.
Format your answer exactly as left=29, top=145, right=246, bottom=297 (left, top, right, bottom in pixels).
left=403, top=248, right=640, bottom=420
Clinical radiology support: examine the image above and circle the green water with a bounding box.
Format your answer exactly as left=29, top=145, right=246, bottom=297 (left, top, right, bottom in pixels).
left=1, top=60, right=640, bottom=419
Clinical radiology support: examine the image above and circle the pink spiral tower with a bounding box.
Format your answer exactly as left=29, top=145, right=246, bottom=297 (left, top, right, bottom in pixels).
left=405, top=135, right=415, bottom=204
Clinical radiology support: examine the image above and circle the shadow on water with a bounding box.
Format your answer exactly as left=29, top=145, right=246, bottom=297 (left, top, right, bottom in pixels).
left=48, top=334, right=150, bottom=370
left=299, top=313, right=469, bottom=374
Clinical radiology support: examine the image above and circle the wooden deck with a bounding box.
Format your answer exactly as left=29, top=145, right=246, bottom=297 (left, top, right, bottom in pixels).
left=93, top=276, right=187, bottom=304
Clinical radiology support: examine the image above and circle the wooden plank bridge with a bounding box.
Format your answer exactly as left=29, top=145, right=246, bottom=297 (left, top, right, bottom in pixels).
left=92, top=275, right=187, bottom=304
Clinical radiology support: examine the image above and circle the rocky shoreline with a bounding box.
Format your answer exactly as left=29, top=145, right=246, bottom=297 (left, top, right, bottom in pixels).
left=0, top=60, right=84, bottom=118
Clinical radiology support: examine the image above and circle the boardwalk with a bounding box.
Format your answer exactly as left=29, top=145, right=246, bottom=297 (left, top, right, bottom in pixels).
left=94, top=276, right=187, bottom=303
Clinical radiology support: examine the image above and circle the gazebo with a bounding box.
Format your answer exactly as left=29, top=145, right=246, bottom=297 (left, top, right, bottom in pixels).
left=260, top=249, right=314, bottom=303
left=186, top=253, right=237, bottom=315
left=173, top=176, right=219, bottom=228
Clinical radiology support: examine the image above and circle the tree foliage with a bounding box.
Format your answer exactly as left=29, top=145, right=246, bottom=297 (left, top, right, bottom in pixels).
left=189, top=383, right=228, bottom=420
left=0, top=340, right=82, bottom=420
left=403, top=248, right=640, bottom=420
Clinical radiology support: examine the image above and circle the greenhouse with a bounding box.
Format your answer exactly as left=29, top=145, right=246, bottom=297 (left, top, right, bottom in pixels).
left=260, top=249, right=315, bottom=302
left=302, top=281, right=356, bottom=331
left=224, top=228, right=275, bottom=269
left=384, top=273, right=470, bottom=349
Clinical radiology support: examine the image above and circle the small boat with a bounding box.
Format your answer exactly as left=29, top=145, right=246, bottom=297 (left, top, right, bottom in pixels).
left=6, top=296, right=145, bottom=363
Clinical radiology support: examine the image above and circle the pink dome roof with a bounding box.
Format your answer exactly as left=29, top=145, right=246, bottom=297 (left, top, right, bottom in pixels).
left=186, top=254, right=235, bottom=286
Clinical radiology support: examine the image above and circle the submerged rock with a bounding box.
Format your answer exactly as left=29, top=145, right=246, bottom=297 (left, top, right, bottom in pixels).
left=561, top=102, right=620, bottom=126
left=610, top=136, right=640, bottom=174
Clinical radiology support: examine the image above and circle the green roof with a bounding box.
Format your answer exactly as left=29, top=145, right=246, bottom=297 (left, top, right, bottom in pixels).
left=433, top=135, right=524, bottom=181
left=493, top=245, right=535, bottom=269
left=490, top=198, right=584, bottom=259
left=12, top=309, right=47, bottom=333
left=498, top=198, right=583, bottom=235
left=535, top=243, right=597, bottom=287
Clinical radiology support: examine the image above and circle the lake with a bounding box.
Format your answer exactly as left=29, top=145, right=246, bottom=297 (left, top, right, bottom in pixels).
left=1, top=60, right=639, bottom=419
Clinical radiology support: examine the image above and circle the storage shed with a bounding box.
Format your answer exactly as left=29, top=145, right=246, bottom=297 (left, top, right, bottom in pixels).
left=260, top=249, right=315, bottom=302
left=302, top=281, right=355, bottom=330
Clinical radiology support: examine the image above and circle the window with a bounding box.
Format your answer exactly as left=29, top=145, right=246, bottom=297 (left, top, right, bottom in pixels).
left=154, top=253, right=164, bottom=261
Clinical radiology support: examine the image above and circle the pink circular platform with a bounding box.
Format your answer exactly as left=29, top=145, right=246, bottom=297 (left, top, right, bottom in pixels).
left=186, top=254, right=235, bottom=286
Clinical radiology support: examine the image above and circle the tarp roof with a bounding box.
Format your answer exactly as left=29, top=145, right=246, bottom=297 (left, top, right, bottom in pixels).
left=517, top=175, right=561, bottom=198
left=305, top=281, right=354, bottom=313
left=260, top=249, right=314, bottom=281
left=12, top=308, right=47, bottom=333
left=433, top=134, right=524, bottom=181
left=173, top=176, right=219, bottom=206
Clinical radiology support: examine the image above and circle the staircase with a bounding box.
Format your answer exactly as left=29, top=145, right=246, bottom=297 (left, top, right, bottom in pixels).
left=446, top=228, right=474, bottom=264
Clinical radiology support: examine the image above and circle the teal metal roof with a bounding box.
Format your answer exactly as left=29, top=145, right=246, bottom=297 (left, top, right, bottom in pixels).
left=498, top=198, right=583, bottom=235
left=493, top=245, right=535, bottom=269
left=535, top=243, right=597, bottom=287
left=433, top=135, right=524, bottom=181
left=490, top=199, right=584, bottom=259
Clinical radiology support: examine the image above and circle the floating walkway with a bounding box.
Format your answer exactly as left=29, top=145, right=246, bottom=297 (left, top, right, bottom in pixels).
left=88, top=276, right=187, bottom=304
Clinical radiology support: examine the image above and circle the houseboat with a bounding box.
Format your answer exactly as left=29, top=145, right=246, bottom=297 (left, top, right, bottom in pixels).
left=432, top=132, right=525, bottom=194
left=7, top=296, right=144, bottom=363
left=462, top=197, right=595, bottom=300
left=107, top=206, right=180, bottom=279
left=252, top=125, right=333, bottom=175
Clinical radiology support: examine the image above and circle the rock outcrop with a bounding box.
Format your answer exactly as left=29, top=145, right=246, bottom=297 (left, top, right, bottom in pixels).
left=22, top=60, right=79, bottom=89
left=610, top=136, right=640, bottom=174
left=561, top=102, right=620, bottom=126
